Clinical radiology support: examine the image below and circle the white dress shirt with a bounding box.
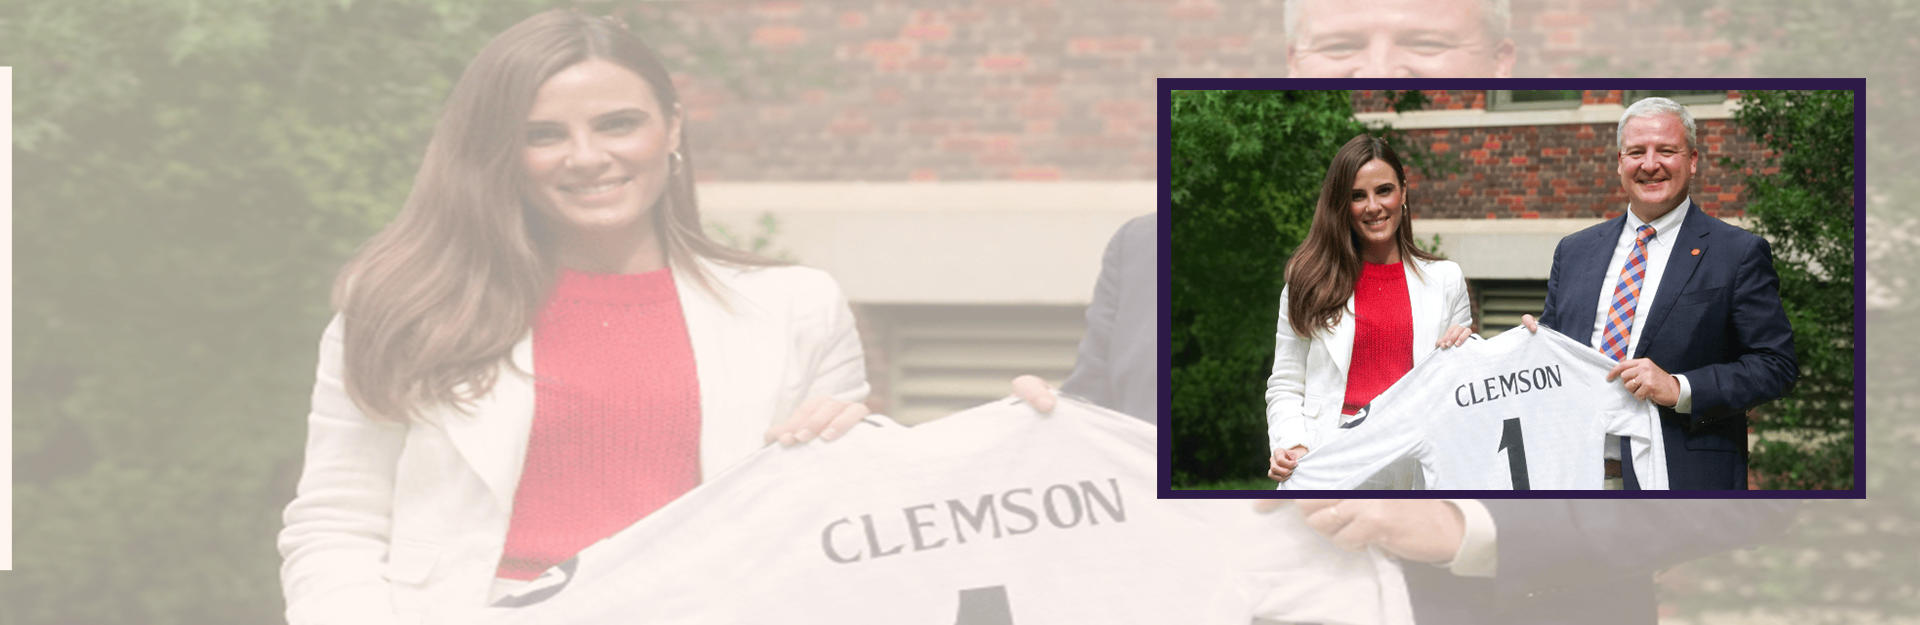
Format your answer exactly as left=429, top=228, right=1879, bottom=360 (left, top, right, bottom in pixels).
left=1590, top=201, right=1696, bottom=461
left=1441, top=499, right=1497, bottom=577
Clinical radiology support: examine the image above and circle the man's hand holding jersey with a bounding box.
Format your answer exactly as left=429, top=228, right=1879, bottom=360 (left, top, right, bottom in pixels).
left=1518, top=314, right=1681, bottom=407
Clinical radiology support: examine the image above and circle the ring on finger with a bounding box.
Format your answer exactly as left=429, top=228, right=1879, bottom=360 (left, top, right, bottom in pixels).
left=1329, top=506, right=1340, bottom=522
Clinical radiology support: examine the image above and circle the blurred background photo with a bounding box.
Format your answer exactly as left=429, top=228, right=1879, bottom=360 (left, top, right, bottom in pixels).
left=7, top=0, right=1907, bottom=623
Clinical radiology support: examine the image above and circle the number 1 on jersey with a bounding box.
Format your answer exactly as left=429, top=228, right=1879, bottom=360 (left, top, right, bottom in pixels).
left=1499, top=417, right=1531, bottom=490
left=954, top=586, right=1013, bottom=625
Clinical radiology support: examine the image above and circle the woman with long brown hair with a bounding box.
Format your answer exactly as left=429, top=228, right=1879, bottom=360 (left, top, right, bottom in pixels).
left=1265, top=134, right=1474, bottom=488
left=279, top=10, right=870, bottom=624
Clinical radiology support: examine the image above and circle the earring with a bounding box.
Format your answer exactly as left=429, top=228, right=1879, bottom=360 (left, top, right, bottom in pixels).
left=668, top=150, right=685, bottom=173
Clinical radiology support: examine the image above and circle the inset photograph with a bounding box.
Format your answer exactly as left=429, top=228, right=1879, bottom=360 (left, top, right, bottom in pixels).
left=1166, top=86, right=1860, bottom=494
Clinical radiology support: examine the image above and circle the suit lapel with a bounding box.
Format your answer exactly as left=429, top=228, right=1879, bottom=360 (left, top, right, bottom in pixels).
left=676, top=259, right=784, bottom=480
left=1563, top=216, right=1628, bottom=349
left=1328, top=295, right=1356, bottom=378
left=438, top=333, right=538, bottom=513
left=1634, top=202, right=1708, bottom=357
left=1406, top=260, right=1441, bottom=365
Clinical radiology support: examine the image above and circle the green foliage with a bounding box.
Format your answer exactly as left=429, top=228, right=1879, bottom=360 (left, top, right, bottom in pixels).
left=1175, top=476, right=1279, bottom=491
left=706, top=212, right=798, bottom=262
left=1748, top=435, right=1854, bottom=490
left=1169, top=90, right=1372, bottom=485
left=0, top=1, right=820, bottom=622
left=1728, top=90, right=1843, bottom=425
left=1382, top=89, right=1431, bottom=114
left=1414, top=233, right=1444, bottom=257
left=1714, top=90, right=1854, bottom=490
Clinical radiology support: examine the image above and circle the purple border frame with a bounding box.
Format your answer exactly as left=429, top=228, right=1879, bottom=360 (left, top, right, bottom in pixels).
left=1157, top=78, right=1867, bottom=500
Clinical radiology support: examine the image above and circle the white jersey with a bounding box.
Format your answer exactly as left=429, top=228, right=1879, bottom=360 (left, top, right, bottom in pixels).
left=478, top=398, right=1413, bottom=625
left=1278, top=328, right=1668, bottom=490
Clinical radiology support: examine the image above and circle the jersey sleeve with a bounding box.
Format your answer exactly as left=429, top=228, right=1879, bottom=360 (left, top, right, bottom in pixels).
left=1275, top=403, right=1427, bottom=490
left=1605, top=400, right=1670, bottom=489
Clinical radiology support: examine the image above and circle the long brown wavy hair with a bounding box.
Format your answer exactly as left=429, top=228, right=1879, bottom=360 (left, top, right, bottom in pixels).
left=334, top=9, right=782, bottom=422
left=1284, top=134, right=1443, bottom=338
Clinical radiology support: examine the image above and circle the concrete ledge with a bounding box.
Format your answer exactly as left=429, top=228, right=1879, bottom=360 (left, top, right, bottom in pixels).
left=1356, top=101, right=1740, bottom=130
left=1415, top=218, right=1598, bottom=280
left=1416, top=215, right=1754, bottom=280
left=697, top=181, right=1154, bottom=305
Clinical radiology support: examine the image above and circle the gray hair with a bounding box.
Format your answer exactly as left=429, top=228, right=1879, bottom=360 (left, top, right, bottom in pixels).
left=1617, top=97, right=1699, bottom=152
left=1284, top=0, right=1512, bottom=47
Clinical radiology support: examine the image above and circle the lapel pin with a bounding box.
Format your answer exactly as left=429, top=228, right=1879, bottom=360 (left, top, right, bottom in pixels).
left=1691, top=248, right=1701, bottom=256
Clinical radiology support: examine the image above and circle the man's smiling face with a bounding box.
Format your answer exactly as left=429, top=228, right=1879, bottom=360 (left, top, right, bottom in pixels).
left=1286, top=0, right=1514, bottom=78
left=1616, top=112, right=1699, bottom=219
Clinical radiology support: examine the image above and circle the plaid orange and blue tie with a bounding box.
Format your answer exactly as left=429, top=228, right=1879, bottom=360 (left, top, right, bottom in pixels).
left=1600, top=224, right=1656, bottom=361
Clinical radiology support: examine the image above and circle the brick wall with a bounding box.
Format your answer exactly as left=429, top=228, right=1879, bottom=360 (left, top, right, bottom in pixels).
left=619, top=0, right=1744, bottom=183
left=1512, top=0, right=1755, bottom=79
left=1349, top=90, right=1767, bottom=219
left=627, top=0, right=1291, bottom=182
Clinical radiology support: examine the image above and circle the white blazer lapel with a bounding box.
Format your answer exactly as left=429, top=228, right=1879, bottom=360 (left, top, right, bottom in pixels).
left=676, top=259, right=786, bottom=480
left=437, top=333, right=538, bottom=514
left=1327, top=296, right=1356, bottom=377
left=1406, top=261, right=1442, bottom=365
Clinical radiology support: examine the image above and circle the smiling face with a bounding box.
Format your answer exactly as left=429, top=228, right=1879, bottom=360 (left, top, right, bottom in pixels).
left=1615, top=112, right=1698, bottom=221
left=520, top=58, right=682, bottom=256
left=1287, top=0, right=1514, bottom=78
left=1348, top=158, right=1404, bottom=264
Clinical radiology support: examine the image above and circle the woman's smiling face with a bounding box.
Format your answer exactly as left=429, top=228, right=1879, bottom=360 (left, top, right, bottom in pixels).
left=520, top=58, right=681, bottom=243
left=1349, top=158, right=1404, bottom=260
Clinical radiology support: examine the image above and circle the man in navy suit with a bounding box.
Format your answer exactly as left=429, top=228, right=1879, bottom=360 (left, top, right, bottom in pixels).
left=1523, top=96, right=1797, bottom=490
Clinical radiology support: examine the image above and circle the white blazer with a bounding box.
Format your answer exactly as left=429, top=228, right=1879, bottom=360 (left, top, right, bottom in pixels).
left=1264, top=258, right=1472, bottom=455
left=278, top=259, right=870, bottom=625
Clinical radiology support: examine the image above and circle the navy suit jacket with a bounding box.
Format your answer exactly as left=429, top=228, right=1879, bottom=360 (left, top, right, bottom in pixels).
left=1060, top=214, right=1157, bottom=421
left=1537, top=200, right=1797, bottom=490
left=1406, top=500, right=1802, bottom=625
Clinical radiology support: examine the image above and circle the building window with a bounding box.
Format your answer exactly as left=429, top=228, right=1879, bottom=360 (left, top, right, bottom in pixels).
left=1470, top=279, right=1549, bottom=337
left=1626, top=90, right=1728, bottom=105
left=1488, top=90, right=1583, bottom=111
left=865, top=304, right=1087, bottom=425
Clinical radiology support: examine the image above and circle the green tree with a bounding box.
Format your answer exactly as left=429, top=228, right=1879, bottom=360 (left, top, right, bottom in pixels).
left=1719, top=90, right=1855, bottom=490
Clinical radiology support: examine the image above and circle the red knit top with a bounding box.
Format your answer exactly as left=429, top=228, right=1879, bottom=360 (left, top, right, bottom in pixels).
left=1342, top=262, right=1413, bottom=416
left=495, top=267, right=702, bottom=581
